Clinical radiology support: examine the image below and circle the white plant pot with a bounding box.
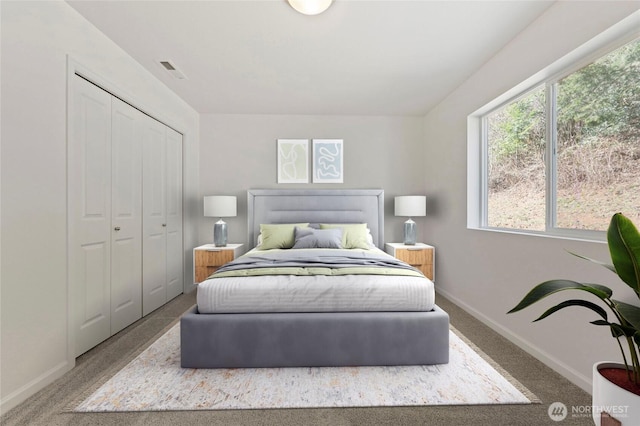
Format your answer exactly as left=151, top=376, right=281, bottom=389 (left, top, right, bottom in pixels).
left=592, top=362, right=640, bottom=426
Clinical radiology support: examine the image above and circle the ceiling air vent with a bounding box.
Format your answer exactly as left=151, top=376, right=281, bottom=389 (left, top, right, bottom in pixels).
left=158, top=60, right=187, bottom=80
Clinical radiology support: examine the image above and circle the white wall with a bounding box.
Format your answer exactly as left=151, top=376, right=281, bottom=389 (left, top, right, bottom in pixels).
left=423, top=1, right=640, bottom=392
left=0, top=1, right=199, bottom=413
left=198, top=114, right=426, bottom=247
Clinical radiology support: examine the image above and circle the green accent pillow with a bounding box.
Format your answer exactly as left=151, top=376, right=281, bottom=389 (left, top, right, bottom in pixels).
left=258, top=223, right=309, bottom=250
left=319, top=223, right=370, bottom=249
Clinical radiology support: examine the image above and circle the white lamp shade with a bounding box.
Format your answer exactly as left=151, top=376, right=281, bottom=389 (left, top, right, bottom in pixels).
left=204, top=196, right=237, bottom=217
left=287, top=0, right=333, bottom=15
left=394, top=196, right=426, bottom=217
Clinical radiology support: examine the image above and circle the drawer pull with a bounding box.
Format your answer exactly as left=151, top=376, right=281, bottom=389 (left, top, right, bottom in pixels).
left=114, top=226, right=121, bottom=231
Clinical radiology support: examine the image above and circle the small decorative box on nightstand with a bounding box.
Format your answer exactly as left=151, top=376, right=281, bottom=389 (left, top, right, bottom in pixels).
left=385, top=243, right=435, bottom=281
left=193, top=244, right=243, bottom=284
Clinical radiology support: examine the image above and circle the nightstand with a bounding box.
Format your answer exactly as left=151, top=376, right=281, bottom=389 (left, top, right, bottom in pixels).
left=193, top=244, right=244, bottom=284
left=385, top=243, right=435, bottom=281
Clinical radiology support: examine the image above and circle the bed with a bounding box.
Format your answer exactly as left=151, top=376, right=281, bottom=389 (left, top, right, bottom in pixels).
left=180, top=189, right=449, bottom=368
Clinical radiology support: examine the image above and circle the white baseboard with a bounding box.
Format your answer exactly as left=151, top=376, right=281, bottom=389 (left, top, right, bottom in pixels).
left=184, top=281, right=197, bottom=295
left=437, top=287, right=592, bottom=394
left=0, top=360, right=73, bottom=416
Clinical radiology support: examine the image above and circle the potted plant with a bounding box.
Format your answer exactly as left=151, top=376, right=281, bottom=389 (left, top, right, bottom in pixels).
left=508, top=213, right=640, bottom=425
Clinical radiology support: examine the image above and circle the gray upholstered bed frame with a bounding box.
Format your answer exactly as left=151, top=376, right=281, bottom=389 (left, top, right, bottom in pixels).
left=246, top=188, right=385, bottom=248
left=181, top=189, right=449, bottom=368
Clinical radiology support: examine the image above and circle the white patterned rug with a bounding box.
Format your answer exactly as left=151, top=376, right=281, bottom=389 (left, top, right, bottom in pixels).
left=74, top=323, right=538, bottom=412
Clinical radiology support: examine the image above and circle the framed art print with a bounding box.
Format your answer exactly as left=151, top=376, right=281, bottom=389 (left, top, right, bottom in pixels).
left=312, top=139, right=343, bottom=183
left=277, top=139, right=309, bottom=183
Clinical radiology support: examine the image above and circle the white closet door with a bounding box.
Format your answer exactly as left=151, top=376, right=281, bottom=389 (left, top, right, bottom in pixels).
left=110, top=98, right=143, bottom=334
left=70, top=76, right=112, bottom=356
left=165, top=128, right=183, bottom=301
left=141, top=115, right=168, bottom=316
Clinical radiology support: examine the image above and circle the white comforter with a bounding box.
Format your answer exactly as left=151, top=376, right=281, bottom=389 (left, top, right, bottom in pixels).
left=197, top=248, right=435, bottom=314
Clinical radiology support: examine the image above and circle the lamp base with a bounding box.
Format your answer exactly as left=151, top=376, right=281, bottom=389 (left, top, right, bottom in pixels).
left=403, top=219, right=417, bottom=245
left=213, top=220, right=228, bottom=247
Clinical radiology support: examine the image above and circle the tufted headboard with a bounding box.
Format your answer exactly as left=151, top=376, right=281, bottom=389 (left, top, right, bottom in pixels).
left=247, top=189, right=384, bottom=248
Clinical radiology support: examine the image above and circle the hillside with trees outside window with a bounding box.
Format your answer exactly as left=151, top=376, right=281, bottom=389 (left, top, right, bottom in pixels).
left=487, top=38, right=640, bottom=232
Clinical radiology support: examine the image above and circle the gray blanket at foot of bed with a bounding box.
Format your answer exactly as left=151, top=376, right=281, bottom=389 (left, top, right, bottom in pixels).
left=180, top=305, right=450, bottom=368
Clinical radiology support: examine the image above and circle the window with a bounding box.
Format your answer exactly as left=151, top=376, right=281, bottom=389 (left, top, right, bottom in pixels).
left=486, top=86, right=546, bottom=231
left=476, top=36, right=640, bottom=238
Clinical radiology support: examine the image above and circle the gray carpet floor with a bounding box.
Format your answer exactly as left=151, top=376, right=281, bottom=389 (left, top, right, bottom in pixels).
left=1, top=291, right=592, bottom=426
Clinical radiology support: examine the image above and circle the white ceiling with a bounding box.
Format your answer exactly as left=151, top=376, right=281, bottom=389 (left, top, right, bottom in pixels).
left=67, top=0, right=554, bottom=116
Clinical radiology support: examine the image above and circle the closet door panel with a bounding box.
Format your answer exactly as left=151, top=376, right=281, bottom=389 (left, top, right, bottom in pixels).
left=71, top=75, right=185, bottom=355
left=110, top=98, right=143, bottom=334
left=165, top=128, right=183, bottom=300
left=70, top=76, right=112, bottom=356
left=142, top=115, right=167, bottom=316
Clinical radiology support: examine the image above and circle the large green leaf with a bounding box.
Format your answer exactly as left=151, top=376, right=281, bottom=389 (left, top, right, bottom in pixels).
left=607, top=213, right=640, bottom=295
left=608, top=322, right=631, bottom=338
left=508, top=280, right=611, bottom=313
left=614, top=299, right=640, bottom=332
left=569, top=251, right=617, bottom=275
left=583, top=283, right=613, bottom=299
left=591, top=320, right=628, bottom=338
left=533, top=299, right=607, bottom=322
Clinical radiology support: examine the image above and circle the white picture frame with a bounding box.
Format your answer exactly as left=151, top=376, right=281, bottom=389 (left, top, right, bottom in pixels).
left=277, top=139, right=309, bottom=183
left=312, top=139, right=343, bottom=183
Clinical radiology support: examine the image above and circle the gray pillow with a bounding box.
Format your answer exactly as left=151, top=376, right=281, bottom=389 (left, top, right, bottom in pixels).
left=292, top=227, right=343, bottom=249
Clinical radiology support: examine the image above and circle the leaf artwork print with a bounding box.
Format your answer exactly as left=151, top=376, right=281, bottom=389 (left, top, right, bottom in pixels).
left=277, top=139, right=308, bottom=183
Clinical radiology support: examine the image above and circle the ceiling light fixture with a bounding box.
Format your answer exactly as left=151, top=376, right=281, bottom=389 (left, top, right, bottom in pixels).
left=287, top=0, right=333, bottom=16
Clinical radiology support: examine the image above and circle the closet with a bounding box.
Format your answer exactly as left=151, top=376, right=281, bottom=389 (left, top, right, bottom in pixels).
left=69, top=75, right=183, bottom=356
left=141, top=114, right=184, bottom=315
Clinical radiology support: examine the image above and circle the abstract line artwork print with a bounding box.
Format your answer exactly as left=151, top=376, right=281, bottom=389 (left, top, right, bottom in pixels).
left=313, top=139, right=343, bottom=183
left=277, top=139, right=309, bottom=183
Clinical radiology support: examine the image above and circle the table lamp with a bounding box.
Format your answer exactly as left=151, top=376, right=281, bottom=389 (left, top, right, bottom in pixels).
left=394, top=196, right=426, bottom=245
left=203, top=195, right=237, bottom=247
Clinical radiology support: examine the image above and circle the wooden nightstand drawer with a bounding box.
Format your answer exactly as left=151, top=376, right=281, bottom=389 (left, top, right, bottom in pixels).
left=385, top=243, right=435, bottom=281
left=195, top=250, right=234, bottom=283
left=193, top=244, right=243, bottom=284
left=195, top=249, right=234, bottom=267
left=396, top=248, right=432, bottom=266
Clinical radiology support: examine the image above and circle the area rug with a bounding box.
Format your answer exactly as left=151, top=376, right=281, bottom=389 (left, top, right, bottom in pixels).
left=74, top=323, right=539, bottom=412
